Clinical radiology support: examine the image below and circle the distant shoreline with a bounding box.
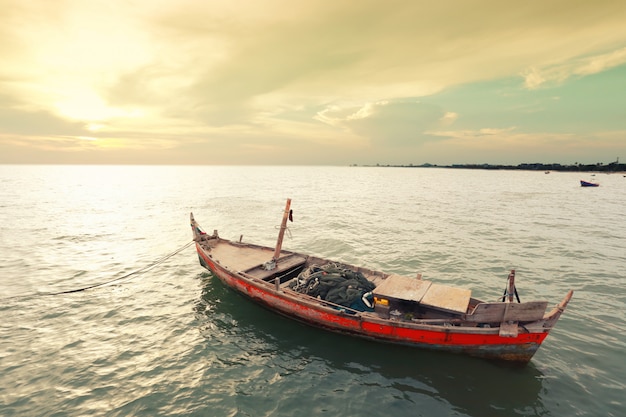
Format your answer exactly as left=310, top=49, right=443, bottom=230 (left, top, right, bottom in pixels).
left=357, top=162, right=626, bottom=173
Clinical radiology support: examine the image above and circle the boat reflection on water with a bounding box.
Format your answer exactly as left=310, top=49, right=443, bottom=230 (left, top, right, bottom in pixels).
left=194, top=276, right=546, bottom=417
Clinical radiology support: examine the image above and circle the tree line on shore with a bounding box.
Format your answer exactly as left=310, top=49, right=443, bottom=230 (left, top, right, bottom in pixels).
left=362, top=160, right=625, bottom=172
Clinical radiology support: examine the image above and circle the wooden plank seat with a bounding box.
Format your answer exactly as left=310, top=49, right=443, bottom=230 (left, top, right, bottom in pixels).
left=242, top=254, right=307, bottom=281
left=504, top=301, right=549, bottom=322
left=466, top=301, right=549, bottom=323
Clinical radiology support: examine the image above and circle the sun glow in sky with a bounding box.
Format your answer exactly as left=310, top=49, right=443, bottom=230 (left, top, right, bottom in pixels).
left=2, top=0, right=626, bottom=165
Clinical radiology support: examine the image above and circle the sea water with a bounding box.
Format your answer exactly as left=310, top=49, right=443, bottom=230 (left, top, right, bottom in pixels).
left=1, top=165, right=625, bottom=417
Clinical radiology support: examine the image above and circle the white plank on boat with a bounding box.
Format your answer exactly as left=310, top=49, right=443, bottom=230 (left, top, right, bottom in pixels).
left=503, top=301, right=548, bottom=322
left=373, top=274, right=432, bottom=302
left=466, top=303, right=507, bottom=322
left=421, top=283, right=471, bottom=314
left=499, top=320, right=519, bottom=337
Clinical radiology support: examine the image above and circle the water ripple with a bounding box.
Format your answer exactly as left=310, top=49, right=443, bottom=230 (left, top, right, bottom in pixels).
left=1, top=166, right=625, bottom=417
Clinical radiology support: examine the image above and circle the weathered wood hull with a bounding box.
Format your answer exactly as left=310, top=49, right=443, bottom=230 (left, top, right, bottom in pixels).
left=191, top=212, right=572, bottom=364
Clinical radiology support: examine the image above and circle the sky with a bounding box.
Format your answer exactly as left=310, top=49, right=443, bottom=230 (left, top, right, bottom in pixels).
left=1, top=0, right=626, bottom=166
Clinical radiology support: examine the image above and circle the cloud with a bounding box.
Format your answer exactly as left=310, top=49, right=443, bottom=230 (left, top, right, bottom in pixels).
left=2, top=0, right=626, bottom=164
left=115, top=0, right=626, bottom=125
left=315, top=100, right=450, bottom=146
left=522, top=47, right=626, bottom=89
left=423, top=127, right=626, bottom=164
left=576, top=47, right=626, bottom=75
left=0, top=93, right=88, bottom=136
left=440, top=112, right=458, bottom=126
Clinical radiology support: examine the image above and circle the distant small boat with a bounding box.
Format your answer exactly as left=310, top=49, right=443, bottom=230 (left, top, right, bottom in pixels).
left=191, top=199, right=573, bottom=364
left=580, top=180, right=599, bottom=187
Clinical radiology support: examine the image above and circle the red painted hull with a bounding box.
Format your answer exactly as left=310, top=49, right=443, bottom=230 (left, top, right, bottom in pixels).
left=195, top=243, right=551, bottom=363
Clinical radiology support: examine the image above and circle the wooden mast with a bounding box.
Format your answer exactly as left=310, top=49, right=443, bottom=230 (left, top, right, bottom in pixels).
left=272, top=198, right=292, bottom=262
left=506, top=270, right=516, bottom=303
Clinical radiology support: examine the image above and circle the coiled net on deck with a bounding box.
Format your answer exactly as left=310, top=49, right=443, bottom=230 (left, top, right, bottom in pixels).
left=289, top=263, right=376, bottom=311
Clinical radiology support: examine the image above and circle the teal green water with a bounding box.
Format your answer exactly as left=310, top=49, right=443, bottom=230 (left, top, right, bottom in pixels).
left=1, top=165, right=625, bottom=416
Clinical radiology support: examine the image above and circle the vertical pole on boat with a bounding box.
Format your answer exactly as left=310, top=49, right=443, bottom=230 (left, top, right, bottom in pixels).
left=272, top=198, right=292, bottom=262
left=506, top=270, right=516, bottom=303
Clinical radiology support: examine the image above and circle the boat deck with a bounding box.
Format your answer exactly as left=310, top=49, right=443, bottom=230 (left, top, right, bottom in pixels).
left=204, top=241, right=275, bottom=272
left=205, top=239, right=474, bottom=314
left=203, top=240, right=307, bottom=281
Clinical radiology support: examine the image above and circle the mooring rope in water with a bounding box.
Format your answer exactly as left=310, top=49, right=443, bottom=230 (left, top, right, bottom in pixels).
left=2, top=241, right=195, bottom=300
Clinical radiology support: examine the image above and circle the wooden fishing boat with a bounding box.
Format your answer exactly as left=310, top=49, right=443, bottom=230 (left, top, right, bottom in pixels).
left=580, top=180, right=599, bottom=187
left=191, top=199, right=573, bottom=364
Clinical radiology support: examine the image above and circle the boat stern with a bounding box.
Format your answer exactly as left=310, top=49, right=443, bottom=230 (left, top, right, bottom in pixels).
left=542, top=289, right=574, bottom=328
